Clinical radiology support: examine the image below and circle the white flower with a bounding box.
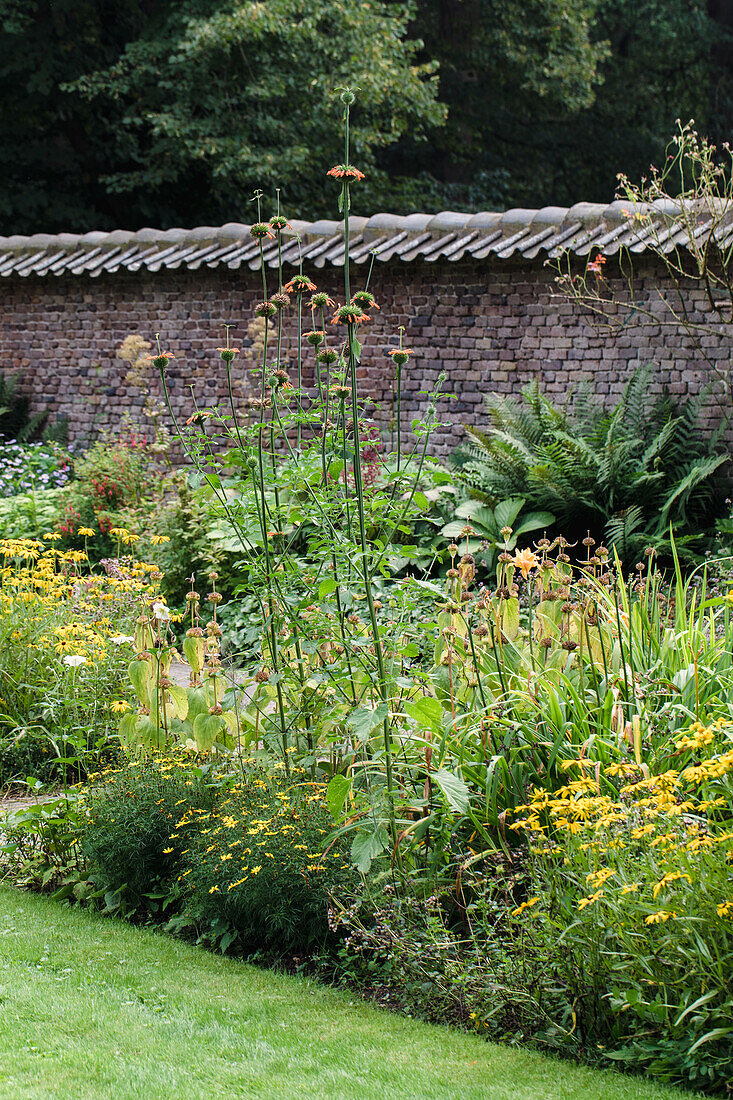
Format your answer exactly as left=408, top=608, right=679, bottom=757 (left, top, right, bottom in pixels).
left=109, top=634, right=134, bottom=645
left=151, top=602, right=170, bottom=621
left=63, top=655, right=87, bottom=667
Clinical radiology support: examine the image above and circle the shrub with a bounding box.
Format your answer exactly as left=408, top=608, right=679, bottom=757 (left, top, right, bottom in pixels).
left=64, top=428, right=161, bottom=536
left=81, top=757, right=216, bottom=912
left=179, top=768, right=357, bottom=955
left=451, top=366, right=728, bottom=560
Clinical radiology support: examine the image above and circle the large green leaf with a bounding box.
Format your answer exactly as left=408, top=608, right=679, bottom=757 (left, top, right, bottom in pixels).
left=432, top=768, right=470, bottom=814
left=405, top=696, right=444, bottom=734
left=127, top=659, right=151, bottom=707
left=326, top=774, right=352, bottom=819
left=182, top=636, right=204, bottom=678
left=350, top=826, right=389, bottom=873
left=493, top=497, right=526, bottom=530
left=193, top=713, right=223, bottom=752
left=347, top=702, right=389, bottom=742
left=514, top=510, right=554, bottom=536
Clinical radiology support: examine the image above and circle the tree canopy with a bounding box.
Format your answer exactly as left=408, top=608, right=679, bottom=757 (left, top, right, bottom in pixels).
left=0, top=0, right=731, bottom=231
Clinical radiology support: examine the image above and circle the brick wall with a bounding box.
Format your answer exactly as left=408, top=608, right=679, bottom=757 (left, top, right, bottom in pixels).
left=1, top=256, right=728, bottom=457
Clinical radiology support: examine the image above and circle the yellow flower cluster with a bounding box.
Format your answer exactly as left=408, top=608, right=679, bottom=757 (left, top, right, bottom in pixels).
left=511, top=723, right=733, bottom=925
left=171, top=776, right=351, bottom=896
left=1, top=536, right=155, bottom=668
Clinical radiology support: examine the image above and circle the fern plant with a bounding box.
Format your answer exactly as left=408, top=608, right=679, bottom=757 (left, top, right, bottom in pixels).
left=0, top=371, right=67, bottom=443
left=451, top=366, right=729, bottom=561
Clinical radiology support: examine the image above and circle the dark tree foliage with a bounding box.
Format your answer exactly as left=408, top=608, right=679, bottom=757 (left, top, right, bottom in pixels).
left=0, top=0, right=732, bottom=230
left=405, top=0, right=733, bottom=210
left=0, top=0, right=443, bottom=232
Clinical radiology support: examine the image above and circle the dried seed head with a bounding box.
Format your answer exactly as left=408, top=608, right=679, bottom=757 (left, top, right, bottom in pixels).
left=254, top=300, right=277, bottom=318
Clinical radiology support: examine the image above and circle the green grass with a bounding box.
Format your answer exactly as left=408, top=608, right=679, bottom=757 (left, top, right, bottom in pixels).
left=0, top=886, right=699, bottom=1100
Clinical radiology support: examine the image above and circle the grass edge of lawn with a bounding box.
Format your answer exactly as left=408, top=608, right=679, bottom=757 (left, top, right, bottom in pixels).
left=0, top=883, right=702, bottom=1100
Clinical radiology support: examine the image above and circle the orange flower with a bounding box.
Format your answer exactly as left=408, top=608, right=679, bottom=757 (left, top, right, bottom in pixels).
left=250, top=222, right=275, bottom=240
left=215, top=347, right=240, bottom=353
left=327, top=164, right=365, bottom=181
left=587, top=253, right=606, bottom=275
left=388, top=348, right=414, bottom=367
left=512, top=547, right=539, bottom=578
left=284, top=275, right=317, bottom=294
left=331, top=304, right=370, bottom=325
left=309, top=293, right=335, bottom=310
left=143, top=350, right=175, bottom=363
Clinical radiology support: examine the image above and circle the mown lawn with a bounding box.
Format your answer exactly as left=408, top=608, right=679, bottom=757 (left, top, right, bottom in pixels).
left=0, top=886, right=700, bottom=1100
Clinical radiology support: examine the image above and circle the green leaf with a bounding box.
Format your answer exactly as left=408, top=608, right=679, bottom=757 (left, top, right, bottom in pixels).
left=350, top=827, right=389, bottom=873
left=167, top=684, right=189, bottom=721
left=513, top=510, right=554, bottom=536
left=493, top=498, right=526, bottom=529
left=182, top=636, right=204, bottom=677
left=127, top=659, right=151, bottom=707
left=347, top=702, right=389, bottom=742
left=193, top=713, right=223, bottom=752
left=118, top=712, right=137, bottom=748
left=405, top=696, right=444, bottom=733
left=433, top=768, right=470, bottom=814
left=326, top=774, right=352, bottom=819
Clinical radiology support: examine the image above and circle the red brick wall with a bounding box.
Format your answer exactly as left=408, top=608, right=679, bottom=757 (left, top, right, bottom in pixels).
left=1, top=257, right=726, bottom=457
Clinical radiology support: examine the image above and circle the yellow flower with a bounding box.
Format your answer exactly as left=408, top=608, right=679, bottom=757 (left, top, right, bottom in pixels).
left=586, top=868, right=614, bottom=888
left=251, top=866, right=262, bottom=875
left=717, top=901, right=733, bottom=918
left=578, top=891, right=602, bottom=910
left=162, top=847, right=174, bottom=854
left=645, top=910, right=677, bottom=925
left=620, top=883, right=640, bottom=895
left=109, top=700, right=131, bottom=715
left=652, top=872, right=691, bottom=899
left=511, top=897, right=540, bottom=917
left=150, top=535, right=171, bottom=546
left=78, top=527, right=96, bottom=537
left=209, top=885, right=220, bottom=894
